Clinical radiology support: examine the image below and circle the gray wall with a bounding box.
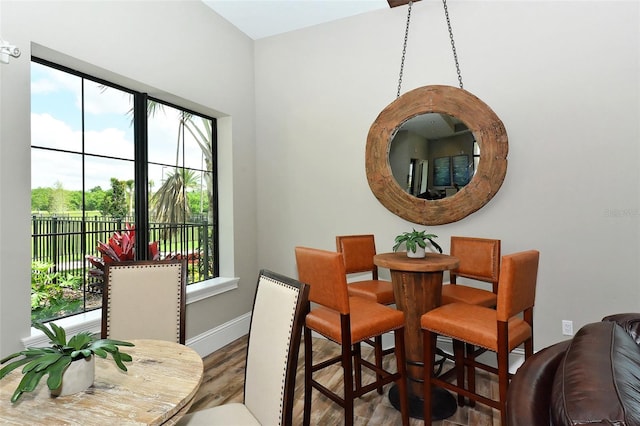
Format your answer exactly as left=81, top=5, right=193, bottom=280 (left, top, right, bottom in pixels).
left=254, top=1, right=640, bottom=350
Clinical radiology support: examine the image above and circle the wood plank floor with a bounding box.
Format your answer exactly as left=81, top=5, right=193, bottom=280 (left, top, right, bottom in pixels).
left=188, top=336, right=501, bottom=425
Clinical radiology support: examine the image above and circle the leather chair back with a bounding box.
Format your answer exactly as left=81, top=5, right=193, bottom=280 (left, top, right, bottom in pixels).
left=295, top=246, right=350, bottom=315
left=336, top=234, right=379, bottom=279
left=450, top=236, right=500, bottom=291
left=496, top=250, right=539, bottom=322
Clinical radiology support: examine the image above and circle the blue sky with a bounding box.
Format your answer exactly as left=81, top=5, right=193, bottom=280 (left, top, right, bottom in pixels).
left=30, top=62, right=207, bottom=192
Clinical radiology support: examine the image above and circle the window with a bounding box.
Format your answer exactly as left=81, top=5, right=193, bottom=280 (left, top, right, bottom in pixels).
left=30, top=59, right=218, bottom=323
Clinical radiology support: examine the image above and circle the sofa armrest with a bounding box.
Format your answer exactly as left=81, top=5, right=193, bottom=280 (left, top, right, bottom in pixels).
left=602, top=313, right=640, bottom=345
left=506, top=340, right=570, bottom=426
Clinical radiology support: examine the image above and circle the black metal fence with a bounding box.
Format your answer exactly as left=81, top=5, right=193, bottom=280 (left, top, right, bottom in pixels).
left=31, top=215, right=215, bottom=288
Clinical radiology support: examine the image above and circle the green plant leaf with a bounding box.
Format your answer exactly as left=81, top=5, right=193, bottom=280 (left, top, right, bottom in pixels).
left=91, top=348, right=108, bottom=358
left=67, top=332, right=94, bottom=351
left=110, top=350, right=128, bottom=372
left=11, top=369, right=47, bottom=402
left=32, top=322, right=57, bottom=344
left=119, top=352, right=133, bottom=362
left=45, top=355, right=72, bottom=390
left=49, top=323, right=67, bottom=346
left=428, top=238, right=443, bottom=253
left=0, top=357, right=33, bottom=380
left=21, top=353, right=63, bottom=374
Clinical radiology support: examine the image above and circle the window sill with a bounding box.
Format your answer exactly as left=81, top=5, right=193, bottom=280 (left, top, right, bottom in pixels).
left=22, top=276, right=239, bottom=348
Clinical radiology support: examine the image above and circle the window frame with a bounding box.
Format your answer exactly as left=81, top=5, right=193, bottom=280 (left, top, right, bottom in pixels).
left=30, top=57, right=220, bottom=322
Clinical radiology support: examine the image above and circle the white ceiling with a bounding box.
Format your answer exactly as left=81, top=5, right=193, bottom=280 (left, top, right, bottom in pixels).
left=202, top=0, right=390, bottom=40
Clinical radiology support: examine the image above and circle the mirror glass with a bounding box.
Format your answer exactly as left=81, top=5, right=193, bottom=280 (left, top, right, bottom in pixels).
left=366, top=85, right=508, bottom=225
left=389, top=113, right=478, bottom=199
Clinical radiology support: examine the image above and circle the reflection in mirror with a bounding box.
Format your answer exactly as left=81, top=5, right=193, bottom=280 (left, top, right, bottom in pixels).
left=365, top=85, right=508, bottom=226
left=389, top=113, right=478, bottom=199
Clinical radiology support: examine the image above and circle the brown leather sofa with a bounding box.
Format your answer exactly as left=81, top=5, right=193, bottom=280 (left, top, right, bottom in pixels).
left=506, top=313, right=640, bottom=425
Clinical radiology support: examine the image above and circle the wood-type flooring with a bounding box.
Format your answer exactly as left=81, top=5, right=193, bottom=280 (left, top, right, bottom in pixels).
left=188, top=336, right=501, bottom=425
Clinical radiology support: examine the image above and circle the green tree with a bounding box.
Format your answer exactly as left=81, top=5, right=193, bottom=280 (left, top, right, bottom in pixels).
left=124, top=179, right=134, bottom=216
left=101, top=178, right=127, bottom=218
left=31, top=187, right=52, bottom=212
left=68, top=190, right=82, bottom=211
left=85, top=186, right=105, bottom=212
left=152, top=168, right=198, bottom=231
left=50, top=181, right=67, bottom=214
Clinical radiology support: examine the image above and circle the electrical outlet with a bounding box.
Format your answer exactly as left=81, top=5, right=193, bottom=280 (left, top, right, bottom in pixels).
left=562, top=320, right=573, bottom=336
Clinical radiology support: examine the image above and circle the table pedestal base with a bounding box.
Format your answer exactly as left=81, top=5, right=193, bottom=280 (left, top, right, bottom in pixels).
left=388, top=384, right=457, bottom=420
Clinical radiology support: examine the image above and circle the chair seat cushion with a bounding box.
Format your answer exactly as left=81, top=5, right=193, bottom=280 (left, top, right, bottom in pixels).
left=420, top=302, right=531, bottom=351
left=177, top=403, right=260, bottom=425
left=550, top=321, right=640, bottom=426
left=441, top=283, right=497, bottom=307
left=306, top=296, right=404, bottom=344
left=347, top=279, right=395, bottom=305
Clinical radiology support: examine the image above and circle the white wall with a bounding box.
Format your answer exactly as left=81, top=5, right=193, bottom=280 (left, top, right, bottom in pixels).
left=255, top=0, right=640, bottom=349
left=0, top=0, right=258, bottom=356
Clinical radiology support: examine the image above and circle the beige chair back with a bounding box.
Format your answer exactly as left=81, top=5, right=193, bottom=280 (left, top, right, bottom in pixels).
left=102, top=260, right=186, bottom=343
left=244, top=270, right=309, bottom=425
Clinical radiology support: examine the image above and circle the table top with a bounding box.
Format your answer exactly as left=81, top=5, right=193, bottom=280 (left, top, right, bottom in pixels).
left=0, top=339, right=203, bottom=425
left=374, top=252, right=459, bottom=272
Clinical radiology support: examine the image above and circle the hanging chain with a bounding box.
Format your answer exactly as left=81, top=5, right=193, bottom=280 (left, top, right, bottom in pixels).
left=442, top=0, right=464, bottom=89
left=396, top=1, right=413, bottom=98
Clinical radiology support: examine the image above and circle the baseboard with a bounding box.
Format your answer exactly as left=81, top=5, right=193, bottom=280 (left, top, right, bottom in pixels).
left=186, top=311, right=251, bottom=357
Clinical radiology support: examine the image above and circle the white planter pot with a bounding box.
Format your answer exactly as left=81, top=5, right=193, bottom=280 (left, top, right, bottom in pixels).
left=50, top=356, right=95, bottom=397
left=407, top=246, right=426, bottom=258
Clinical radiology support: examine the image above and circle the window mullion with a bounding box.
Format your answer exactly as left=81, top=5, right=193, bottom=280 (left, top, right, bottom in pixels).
left=134, top=92, right=149, bottom=260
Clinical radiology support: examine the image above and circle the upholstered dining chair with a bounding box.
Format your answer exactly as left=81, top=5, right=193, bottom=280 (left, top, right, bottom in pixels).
left=101, top=259, right=187, bottom=343
left=438, top=237, right=501, bottom=391
left=177, top=269, right=310, bottom=426
left=421, top=250, right=540, bottom=426
left=335, top=234, right=395, bottom=393
left=440, top=236, right=501, bottom=307
left=295, top=246, right=409, bottom=426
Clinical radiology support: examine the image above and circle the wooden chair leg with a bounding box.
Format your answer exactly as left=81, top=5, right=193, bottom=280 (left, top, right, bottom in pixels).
left=394, top=329, right=409, bottom=426
left=466, top=342, right=476, bottom=408
left=374, top=335, right=384, bottom=394
left=353, top=342, right=362, bottom=394
left=303, top=326, right=313, bottom=426
left=498, top=348, right=509, bottom=426
left=342, top=338, right=354, bottom=426
left=453, top=339, right=465, bottom=407
left=423, top=330, right=437, bottom=426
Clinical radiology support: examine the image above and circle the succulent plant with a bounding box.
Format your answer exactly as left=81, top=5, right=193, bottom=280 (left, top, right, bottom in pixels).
left=393, top=229, right=443, bottom=254
left=0, top=322, right=134, bottom=402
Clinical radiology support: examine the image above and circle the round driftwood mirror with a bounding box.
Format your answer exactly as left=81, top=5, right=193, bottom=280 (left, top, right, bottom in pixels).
left=366, top=85, right=508, bottom=225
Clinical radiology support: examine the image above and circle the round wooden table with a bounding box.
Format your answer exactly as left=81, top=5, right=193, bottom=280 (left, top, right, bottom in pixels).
left=374, top=252, right=459, bottom=420
left=0, top=339, right=203, bottom=425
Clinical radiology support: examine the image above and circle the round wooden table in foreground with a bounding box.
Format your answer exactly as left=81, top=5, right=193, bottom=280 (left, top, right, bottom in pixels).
left=0, top=339, right=203, bottom=425
left=374, top=252, right=459, bottom=420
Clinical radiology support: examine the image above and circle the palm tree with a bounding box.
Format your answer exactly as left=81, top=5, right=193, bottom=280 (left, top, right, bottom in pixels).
left=151, top=168, right=198, bottom=239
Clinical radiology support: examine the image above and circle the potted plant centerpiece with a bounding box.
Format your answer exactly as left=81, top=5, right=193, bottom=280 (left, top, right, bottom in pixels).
left=393, top=229, right=443, bottom=258
left=0, top=322, right=134, bottom=402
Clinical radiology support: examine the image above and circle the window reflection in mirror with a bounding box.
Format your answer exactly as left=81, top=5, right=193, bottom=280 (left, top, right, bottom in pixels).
left=389, top=113, right=478, bottom=200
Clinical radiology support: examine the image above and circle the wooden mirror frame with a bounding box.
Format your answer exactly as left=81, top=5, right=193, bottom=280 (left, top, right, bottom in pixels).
left=366, top=85, right=508, bottom=225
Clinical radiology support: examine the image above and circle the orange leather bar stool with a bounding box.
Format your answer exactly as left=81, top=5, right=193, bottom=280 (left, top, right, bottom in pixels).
left=336, top=234, right=395, bottom=393
left=441, top=236, right=500, bottom=307
left=438, top=236, right=501, bottom=401
left=295, top=246, right=409, bottom=426
left=421, top=250, right=540, bottom=426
